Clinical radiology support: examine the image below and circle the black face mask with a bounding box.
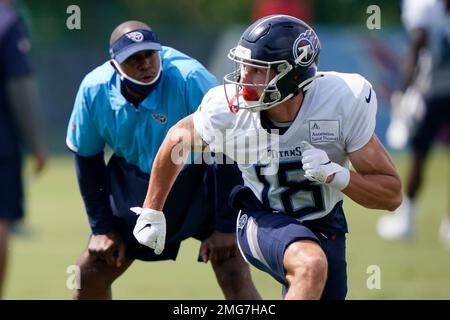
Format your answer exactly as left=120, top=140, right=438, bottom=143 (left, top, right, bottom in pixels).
left=121, top=72, right=162, bottom=97
left=110, top=59, right=162, bottom=101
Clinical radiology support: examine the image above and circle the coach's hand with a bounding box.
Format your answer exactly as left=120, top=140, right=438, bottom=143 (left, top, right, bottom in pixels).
left=131, top=207, right=166, bottom=255
left=199, top=231, right=238, bottom=264
left=300, top=141, right=350, bottom=190
left=88, top=232, right=126, bottom=268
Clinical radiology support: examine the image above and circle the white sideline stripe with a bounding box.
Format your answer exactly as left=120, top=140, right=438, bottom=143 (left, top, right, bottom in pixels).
left=66, top=137, right=79, bottom=153
left=246, top=217, right=270, bottom=269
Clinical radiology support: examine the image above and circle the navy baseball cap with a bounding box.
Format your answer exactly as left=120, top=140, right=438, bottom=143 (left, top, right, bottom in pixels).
left=109, top=29, right=162, bottom=63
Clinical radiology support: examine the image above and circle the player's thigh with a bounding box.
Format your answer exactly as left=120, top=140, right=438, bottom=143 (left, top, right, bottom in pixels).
left=283, top=239, right=327, bottom=278
left=411, top=95, right=450, bottom=155
left=316, top=233, right=347, bottom=300
left=0, top=153, right=24, bottom=222
left=236, top=210, right=319, bottom=286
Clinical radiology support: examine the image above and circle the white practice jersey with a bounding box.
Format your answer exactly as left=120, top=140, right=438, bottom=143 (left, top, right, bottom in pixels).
left=402, top=0, right=450, bottom=97
left=193, top=72, right=377, bottom=222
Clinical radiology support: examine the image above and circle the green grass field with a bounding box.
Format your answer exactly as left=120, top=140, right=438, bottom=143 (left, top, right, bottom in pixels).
left=4, top=148, right=450, bottom=299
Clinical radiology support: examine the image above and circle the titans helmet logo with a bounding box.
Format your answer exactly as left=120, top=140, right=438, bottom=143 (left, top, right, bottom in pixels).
left=292, top=29, right=319, bottom=67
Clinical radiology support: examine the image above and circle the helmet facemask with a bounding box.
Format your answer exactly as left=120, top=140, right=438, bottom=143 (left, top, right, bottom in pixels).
left=223, top=15, right=322, bottom=113
left=224, top=46, right=321, bottom=113
left=224, top=46, right=293, bottom=112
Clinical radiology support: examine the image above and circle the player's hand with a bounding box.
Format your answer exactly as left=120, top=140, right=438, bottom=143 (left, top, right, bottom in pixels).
left=131, top=207, right=166, bottom=255
left=33, top=151, right=47, bottom=174
left=199, top=231, right=238, bottom=264
left=300, top=141, right=350, bottom=190
left=88, top=232, right=126, bottom=268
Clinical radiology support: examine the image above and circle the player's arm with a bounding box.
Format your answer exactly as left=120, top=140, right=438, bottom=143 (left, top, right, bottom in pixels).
left=7, top=76, right=47, bottom=173
left=3, top=18, right=47, bottom=173
left=401, top=27, right=427, bottom=92
left=144, top=114, right=204, bottom=209
left=343, top=135, right=402, bottom=211
left=301, top=136, right=402, bottom=212
left=132, top=114, right=206, bottom=254
left=301, top=78, right=402, bottom=212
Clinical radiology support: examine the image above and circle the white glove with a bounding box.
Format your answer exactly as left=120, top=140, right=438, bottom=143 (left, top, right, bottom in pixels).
left=131, top=207, right=166, bottom=255
left=300, top=141, right=350, bottom=190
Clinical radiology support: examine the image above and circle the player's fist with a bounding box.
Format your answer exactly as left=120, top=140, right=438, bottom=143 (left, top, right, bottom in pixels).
left=131, top=207, right=166, bottom=255
left=300, top=141, right=350, bottom=190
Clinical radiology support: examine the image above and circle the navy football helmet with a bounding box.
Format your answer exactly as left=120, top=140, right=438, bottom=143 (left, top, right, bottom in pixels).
left=224, top=15, right=322, bottom=112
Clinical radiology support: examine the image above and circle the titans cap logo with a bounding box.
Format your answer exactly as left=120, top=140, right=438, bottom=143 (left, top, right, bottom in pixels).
left=125, top=31, right=144, bottom=42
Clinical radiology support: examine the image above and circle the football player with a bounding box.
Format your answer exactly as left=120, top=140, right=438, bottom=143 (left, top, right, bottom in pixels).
left=0, top=0, right=47, bottom=298
left=133, top=15, right=402, bottom=299
left=377, top=0, right=450, bottom=245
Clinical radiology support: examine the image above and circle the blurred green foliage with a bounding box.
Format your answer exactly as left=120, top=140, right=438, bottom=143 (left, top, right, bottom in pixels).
left=18, top=0, right=401, bottom=43
left=314, top=0, right=401, bottom=26
left=19, top=0, right=253, bottom=43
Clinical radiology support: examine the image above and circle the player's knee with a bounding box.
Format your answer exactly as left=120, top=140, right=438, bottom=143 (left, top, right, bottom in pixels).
left=285, top=241, right=328, bottom=287
left=303, top=253, right=328, bottom=285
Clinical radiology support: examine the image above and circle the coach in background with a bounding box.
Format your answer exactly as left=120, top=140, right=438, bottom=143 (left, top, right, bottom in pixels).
left=66, top=20, right=260, bottom=299
left=0, top=0, right=47, bottom=298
